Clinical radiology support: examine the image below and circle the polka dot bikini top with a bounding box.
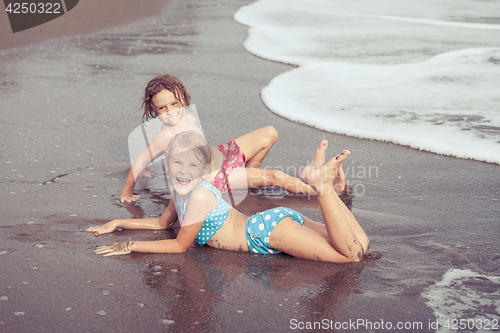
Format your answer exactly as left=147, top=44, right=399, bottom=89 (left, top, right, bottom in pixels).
left=177, top=182, right=230, bottom=246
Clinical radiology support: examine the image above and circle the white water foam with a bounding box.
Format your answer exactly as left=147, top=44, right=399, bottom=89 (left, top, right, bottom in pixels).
left=423, top=269, right=500, bottom=333
left=234, top=0, right=500, bottom=164
left=364, top=15, right=500, bottom=30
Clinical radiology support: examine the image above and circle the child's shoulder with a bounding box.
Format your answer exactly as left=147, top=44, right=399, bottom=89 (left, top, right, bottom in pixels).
left=191, top=183, right=218, bottom=200
left=156, top=125, right=178, bottom=138
left=185, top=113, right=197, bottom=123
left=185, top=183, right=218, bottom=211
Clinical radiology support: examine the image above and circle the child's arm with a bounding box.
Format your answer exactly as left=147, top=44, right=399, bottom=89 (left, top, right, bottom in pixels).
left=96, top=222, right=203, bottom=256
left=121, top=168, right=142, bottom=202
left=121, top=131, right=172, bottom=203
left=95, top=186, right=217, bottom=256
left=85, top=199, right=177, bottom=235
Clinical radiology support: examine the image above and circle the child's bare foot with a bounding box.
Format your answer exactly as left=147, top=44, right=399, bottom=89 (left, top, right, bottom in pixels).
left=305, top=150, right=350, bottom=193
left=300, top=140, right=328, bottom=183
left=333, top=166, right=346, bottom=195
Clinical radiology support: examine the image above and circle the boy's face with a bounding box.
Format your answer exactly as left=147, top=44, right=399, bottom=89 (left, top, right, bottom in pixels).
left=152, top=89, right=185, bottom=125
left=167, top=146, right=210, bottom=198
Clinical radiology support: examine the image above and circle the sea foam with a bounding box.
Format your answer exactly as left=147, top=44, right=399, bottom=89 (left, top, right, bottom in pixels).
left=235, top=0, right=500, bottom=164
left=423, top=269, right=500, bottom=333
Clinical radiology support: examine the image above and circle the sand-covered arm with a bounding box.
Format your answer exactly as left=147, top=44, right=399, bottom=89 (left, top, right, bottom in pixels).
left=86, top=199, right=177, bottom=236
left=95, top=186, right=217, bottom=256
left=124, top=222, right=203, bottom=255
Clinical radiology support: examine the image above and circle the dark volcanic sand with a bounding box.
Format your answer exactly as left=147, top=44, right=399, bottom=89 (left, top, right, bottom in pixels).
left=1, top=0, right=499, bottom=332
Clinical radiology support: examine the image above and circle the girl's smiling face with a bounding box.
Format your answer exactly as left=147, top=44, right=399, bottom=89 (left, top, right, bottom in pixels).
left=167, top=145, right=211, bottom=197
left=152, top=89, right=185, bottom=126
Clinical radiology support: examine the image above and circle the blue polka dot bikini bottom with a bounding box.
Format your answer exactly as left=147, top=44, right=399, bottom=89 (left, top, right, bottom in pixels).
left=245, top=207, right=304, bottom=254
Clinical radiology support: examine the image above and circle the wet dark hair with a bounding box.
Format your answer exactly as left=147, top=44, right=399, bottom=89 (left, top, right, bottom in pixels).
left=165, top=131, right=212, bottom=168
left=142, top=74, right=191, bottom=122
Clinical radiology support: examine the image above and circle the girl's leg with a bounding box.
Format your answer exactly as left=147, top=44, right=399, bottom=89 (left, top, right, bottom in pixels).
left=270, top=217, right=352, bottom=262
left=301, top=201, right=366, bottom=244
left=227, top=167, right=315, bottom=194
left=306, top=151, right=369, bottom=254
left=226, top=164, right=345, bottom=197
left=232, top=130, right=345, bottom=195
left=269, top=149, right=369, bottom=262
left=234, top=126, right=278, bottom=168
left=302, top=216, right=329, bottom=238
left=333, top=166, right=346, bottom=195
left=299, top=139, right=345, bottom=194
left=299, top=140, right=328, bottom=183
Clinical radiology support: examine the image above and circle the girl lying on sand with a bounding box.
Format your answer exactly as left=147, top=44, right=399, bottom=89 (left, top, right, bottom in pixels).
left=87, top=131, right=369, bottom=262
left=121, top=74, right=346, bottom=203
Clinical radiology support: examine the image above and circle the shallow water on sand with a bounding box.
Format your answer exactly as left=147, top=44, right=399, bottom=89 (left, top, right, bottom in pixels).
left=0, top=0, right=499, bottom=332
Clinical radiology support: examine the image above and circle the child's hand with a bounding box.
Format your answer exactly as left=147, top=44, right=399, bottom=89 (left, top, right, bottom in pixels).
left=94, top=241, right=133, bottom=256
left=85, top=221, right=118, bottom=236
left=120, top=193, right=140, bottom=203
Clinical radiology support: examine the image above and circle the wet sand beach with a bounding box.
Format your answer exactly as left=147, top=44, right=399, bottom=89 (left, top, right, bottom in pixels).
left=1, top=0, right=499, bottom=332
left=0, top=0, right=171, bottom=50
